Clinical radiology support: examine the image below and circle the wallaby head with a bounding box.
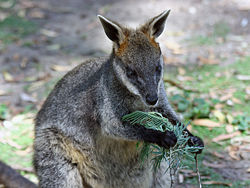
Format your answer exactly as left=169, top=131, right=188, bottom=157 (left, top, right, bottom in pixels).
left=98, top=10, right=170, bottom=106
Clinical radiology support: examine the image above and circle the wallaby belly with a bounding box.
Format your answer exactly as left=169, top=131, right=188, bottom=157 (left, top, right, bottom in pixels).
left=62, top=136, right=154, bottom=188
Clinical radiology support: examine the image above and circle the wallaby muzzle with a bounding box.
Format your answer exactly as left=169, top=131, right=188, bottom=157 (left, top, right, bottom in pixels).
left=145, top=93, right=158, bottom=105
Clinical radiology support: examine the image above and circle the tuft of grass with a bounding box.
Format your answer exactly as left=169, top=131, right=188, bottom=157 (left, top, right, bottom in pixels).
left=187, top=21, right=230, bottom=46
left=189, top=35, right=216, bottom=46
left=214, top=21, right=230, bottom=39
left=0, top=15, right=37, bottom=44
left=0, top=109, right=37, bottom=183
left=0, top=103, right=9, bottom=119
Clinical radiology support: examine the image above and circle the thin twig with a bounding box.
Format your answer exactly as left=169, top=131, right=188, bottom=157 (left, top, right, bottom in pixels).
left=164, top=79, right=199, bottom=92
left=169, top=149, right=174, bottom=188
left=195, top=154, right=202, bottom=188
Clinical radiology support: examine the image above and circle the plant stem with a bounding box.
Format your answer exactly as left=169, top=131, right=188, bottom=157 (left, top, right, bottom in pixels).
left=195, top=154, right=202, bottom=188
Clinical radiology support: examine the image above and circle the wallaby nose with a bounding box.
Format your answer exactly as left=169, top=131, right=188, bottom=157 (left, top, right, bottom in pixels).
left=146, top=94, right=158, bottom=105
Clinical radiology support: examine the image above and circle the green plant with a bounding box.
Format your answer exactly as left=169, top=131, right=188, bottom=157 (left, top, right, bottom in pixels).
left=0, top=15, right=37, bottom=44
left=233, top=114, right=250, bottom=132
left=122, top=111, right=202, bottom=186
left=170, top=94, right=190, bottom=112
left=214, top=22, right=230, bottom=38
left=0, top=104, right=8, bottom=120
left=170, top=94, right=213, bottom=119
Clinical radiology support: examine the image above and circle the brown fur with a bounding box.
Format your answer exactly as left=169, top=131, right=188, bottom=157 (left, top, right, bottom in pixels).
left=116, top=38, right=129, bottom=56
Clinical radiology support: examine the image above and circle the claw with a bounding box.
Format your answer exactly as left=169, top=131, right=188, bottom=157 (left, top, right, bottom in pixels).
left=188, top=136, right=204, bottom=154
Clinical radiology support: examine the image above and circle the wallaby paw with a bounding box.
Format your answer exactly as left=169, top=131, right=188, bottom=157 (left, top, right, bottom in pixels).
left=159, top=131, right=177, bottom=149
left=188, top=136, right=204, bottom=154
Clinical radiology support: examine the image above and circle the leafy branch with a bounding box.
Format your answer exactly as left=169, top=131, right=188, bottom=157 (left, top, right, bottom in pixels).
left=122, top=111, right=202, bottom=187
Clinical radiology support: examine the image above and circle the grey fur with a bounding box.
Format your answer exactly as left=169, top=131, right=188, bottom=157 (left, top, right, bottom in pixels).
left=34, top=11, right=185, bottom=188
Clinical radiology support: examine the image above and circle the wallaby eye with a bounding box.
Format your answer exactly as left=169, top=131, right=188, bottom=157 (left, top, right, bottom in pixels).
left=126, top=68, right=138, bottom=79
left=155, top=65, right=162, bottom=74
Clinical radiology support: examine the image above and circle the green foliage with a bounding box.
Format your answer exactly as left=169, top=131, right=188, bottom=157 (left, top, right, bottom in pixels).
left=188, top=35, right=216, bottom=46
left=0, top=15, right=37, bottom=44
left=122, top=111, right=201, bottom=173
left=0, top=103, right=8, bottom=119
left=232, top=114, right=250, bottom=132
left=0, top=114, right=34, bottom=167
left=170, top=94, right=190, bottom=112
left=214, top=21, right=230, bottom=38
left=187, top=21, right=230, bottom=46
left=170, top=94, right=213, bottom=119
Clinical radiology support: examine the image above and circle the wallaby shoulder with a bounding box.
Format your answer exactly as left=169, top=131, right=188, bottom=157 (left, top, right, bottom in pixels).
left=53, top=57, right=108, bottom=94
left=36, top=57, right=108, bottom=123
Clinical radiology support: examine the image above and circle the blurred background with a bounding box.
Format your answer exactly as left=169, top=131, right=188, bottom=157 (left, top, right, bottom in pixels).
left=0, top=0, right=249, bottom=187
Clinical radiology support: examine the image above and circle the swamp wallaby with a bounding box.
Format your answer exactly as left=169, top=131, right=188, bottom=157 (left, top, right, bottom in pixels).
left=34, top=10, right=204, bottom=188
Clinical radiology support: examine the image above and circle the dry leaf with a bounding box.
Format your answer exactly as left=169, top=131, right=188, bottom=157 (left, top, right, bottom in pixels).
left=1, top=139, right=23, bottom=149
left=187, top=125, right=192, bottom=132
left=51, top=65, right=72, bottom=72
left=27, top=81, right=45, bottom=92
left=47, top=44, right=61, bottom=51
left=198, top=56, right=219, bottom=65
left=232, top=97, right=242, bottom=104
left=220, top=93, right=233, bottom=101
left=227, top=145, right=241, bottom=160
left=231, top=136, right=250, bottom=145
left=40, top=29, right=58, bottom=37
left=212, top=131, right=241, bottom=142
left=225, top=124, right=234, bottom=133
left=15, top=146, right=32, bottom=156
left=20, top=0, right=35, bottom=9
left=178, top=67, right=186, bottom=75
left=192, top=119, right=221, bottom=128
left=213, top=110, right=225, bottom=123
left=202, top=181, right=232, bottom=186
left=163, top=56, right=182, bottom=64
left=202, top=160, right=225, bottom=168
left=226, top=114, right=234, bottom=124
left=20, top=93, right=37, bottom=103
left=11, top=164, right=34, bottom=173
left=209, top=90, right=218, bottom=99
left=165, top=41, right=184, bottom=55
left=214, top=103, right=224, bottom=110
left=246, top=86, right=250, bottom=95
left=177, top=75, right=194, bottom=81
left=211, top=151, right=225, bottom=159
left=29, top=10, right=45, bottom=19
left=0, top=89, right=9, bottom=96
left=3, top=71, right=15, bottom=82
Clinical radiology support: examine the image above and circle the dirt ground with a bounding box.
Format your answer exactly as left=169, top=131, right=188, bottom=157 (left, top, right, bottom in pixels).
left=0, top=0, right=249, bottom=186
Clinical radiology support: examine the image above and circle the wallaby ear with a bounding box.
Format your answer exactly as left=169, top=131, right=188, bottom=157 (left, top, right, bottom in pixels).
left=98, top=15, right=124, bottom=44
left=142, top=10, right=170, bottom=38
